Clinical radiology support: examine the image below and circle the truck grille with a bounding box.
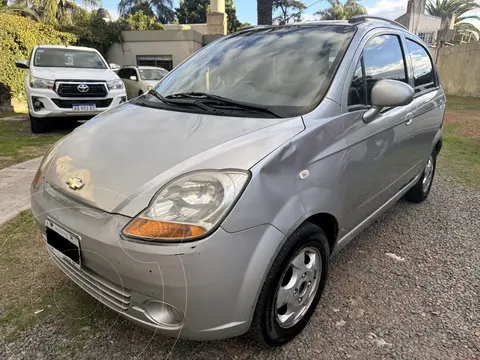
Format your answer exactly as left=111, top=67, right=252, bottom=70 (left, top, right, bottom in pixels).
left=48, top=246, right=131, bottom=312
left=56, top=82, right=108, bottom=98
left=52, top=99, right=113, bottom=108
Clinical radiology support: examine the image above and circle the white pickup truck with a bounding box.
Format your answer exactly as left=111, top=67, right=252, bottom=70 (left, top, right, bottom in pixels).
left=15, top=45, right=127, bottom=133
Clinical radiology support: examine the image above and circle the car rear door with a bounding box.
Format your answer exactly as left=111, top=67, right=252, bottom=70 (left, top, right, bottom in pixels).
left=403, top=37, right=446, bottom=171
left=341, top=29, right=419, bottom=232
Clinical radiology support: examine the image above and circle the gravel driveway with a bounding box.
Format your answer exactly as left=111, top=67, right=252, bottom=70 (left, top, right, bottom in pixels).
left=2, top=173, right=480, bottom=360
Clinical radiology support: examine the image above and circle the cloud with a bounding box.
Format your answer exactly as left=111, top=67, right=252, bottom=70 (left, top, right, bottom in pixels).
left=366, top=0, right=408, bottom=20
left=301, top=13, right=321, bottom=22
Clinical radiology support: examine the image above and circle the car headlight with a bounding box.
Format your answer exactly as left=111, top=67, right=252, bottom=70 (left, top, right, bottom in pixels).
left=29, top=75, right=54, bottom=89
left=32, top=138, right=64, bottom=189
left=107, top=79, right=124, bottom=90
left=122, top=170, right=250, bottom=242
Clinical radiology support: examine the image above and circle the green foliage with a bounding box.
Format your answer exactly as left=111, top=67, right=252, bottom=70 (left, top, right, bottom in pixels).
left=426, top=0, right=480, bottom=18
left=118, top=0, right=175, bottom=24
left=316, top=0, right=367, bottom=20
left=0, top=13, right=77, bottom=102
left=273, top=0, right=306, bottom=24
left=176, top=0, right=208, bottom=24
left=226, top=0, right=242, bottom=33
left=119, top=10, right=166, bottom=30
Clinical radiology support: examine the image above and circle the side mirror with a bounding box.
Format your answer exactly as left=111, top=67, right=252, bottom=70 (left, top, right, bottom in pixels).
left=363, top=80, right=414, bottom=124
left=15, top=60, right=29, bottom=69
left=129, top=76, right=137, bottom=81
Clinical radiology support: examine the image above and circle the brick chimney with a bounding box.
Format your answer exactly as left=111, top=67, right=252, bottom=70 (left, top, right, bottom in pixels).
left=207, top=0, right=227, bottom=35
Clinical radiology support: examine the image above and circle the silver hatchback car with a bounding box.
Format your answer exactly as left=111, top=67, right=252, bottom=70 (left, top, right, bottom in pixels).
left=31, top=16, right=445, bottom=346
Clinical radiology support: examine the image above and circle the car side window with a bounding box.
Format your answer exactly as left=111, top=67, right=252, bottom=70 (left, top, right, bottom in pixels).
left=117, top=69, right=127, bottom=79
left=348, top=34, right=407, bottom=109
left=406, top=39, right=436, bottom=93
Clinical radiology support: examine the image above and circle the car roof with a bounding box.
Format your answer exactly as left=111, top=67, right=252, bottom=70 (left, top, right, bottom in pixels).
left=35, top=45, right=99, bottom=52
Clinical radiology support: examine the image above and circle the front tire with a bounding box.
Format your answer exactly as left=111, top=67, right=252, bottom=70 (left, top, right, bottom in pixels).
left=29, top=114, right=49, bottom=134
left=250, top=222, right=330, bottom=347
left=405, top=151, right=437, bottom=203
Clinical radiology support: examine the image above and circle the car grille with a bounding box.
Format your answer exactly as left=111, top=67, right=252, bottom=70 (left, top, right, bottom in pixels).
left=52, top=99, right=113, bottom=108
left=48, top=246, right=131, bottom=312
left=56, top=83, right=108, bottom=98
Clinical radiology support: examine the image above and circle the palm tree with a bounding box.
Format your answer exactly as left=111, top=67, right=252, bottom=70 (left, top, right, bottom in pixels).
left=118, top=0, right=175, bottom=24
left=257, top=0, right=273, bottom=25
left=316, top=0, right=366, bottom=20
left=426, top=0, right=480, bottom=43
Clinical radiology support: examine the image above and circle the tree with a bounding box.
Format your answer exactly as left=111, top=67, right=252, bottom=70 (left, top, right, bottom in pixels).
left=175, top=0, right=208, bottom=24
left=425, top=0, right=480, bottom=43
left=273, top=0, right=306, bottom=24
left=257, top=0, right=273, bottom=25
left=118, top=10, right=165, bottom=30
left=226, top=0, right=242, bottom=32
left=316, top=0, right=367, bottom=20
left=118, top=0, right=175, bottom=24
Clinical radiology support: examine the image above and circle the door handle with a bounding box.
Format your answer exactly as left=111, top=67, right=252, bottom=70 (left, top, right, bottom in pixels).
left=405, top=112, right=414, bottom=126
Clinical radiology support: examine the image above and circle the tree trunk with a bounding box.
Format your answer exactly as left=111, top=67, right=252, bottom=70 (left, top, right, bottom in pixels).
left=257, top=0, right=273, bottom=25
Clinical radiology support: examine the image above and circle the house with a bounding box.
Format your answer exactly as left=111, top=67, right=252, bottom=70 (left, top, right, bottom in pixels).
left=395, top=0, right=443, bottom=45
left=107, top=0, right=227, bottom=70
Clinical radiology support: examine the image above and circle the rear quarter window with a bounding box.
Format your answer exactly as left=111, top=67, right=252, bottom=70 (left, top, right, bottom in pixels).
left=406, top=39, right=436, bottom=93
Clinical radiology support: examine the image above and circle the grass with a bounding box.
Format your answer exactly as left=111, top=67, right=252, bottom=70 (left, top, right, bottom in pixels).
left=0, top=120, right=67, bottom=170
left=0, top=211, right=116, bottom=348
left=441, top=96, right=480, bottom=189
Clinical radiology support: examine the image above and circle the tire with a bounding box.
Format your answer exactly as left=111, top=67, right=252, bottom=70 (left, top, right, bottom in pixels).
left=138, top=90, right=144, bottom=96
left=29, top=114, right=49, bottom=134
left=405, top=150, right=437, bottom=203
left=250, top=222, right=330, bottom=347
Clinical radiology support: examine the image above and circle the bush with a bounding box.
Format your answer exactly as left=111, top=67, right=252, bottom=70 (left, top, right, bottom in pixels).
left=0, top=14, right=77, bottom=104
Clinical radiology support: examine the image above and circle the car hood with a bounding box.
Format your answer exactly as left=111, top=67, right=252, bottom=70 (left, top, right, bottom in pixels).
left=41, top=104, right=305, bottom=216
left=31, top=67, right=119, bottom=81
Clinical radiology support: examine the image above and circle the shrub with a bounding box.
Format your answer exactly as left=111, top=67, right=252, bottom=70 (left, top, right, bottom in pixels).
left=0, top=13, right=77, bottom=104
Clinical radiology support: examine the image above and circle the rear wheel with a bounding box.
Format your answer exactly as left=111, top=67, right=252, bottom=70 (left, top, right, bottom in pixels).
left=250, top=222, right=330, bottom=347
left=138, top=90, right=144, bottom=96
left=405, top=151, right=437, bottom=203
left=29, top=114, right=49, bottom=134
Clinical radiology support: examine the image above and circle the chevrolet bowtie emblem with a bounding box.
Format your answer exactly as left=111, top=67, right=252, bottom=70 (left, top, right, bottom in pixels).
left=66, top=176, right=85, bottom=190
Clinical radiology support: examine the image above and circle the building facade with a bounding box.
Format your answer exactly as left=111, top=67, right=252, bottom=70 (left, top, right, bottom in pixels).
left=395, top=0, right=442, bottom=45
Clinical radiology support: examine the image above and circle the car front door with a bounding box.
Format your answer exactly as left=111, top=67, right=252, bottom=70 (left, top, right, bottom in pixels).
left=404, top=38, right=446, bottom=173
left=341, top=30, right=419, bottom=232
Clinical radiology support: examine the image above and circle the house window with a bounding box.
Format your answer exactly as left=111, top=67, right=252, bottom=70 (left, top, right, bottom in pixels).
left=136, top=55, right=173, bottom=71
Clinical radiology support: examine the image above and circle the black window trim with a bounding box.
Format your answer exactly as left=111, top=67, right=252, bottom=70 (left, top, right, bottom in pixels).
left=347, top=32, right=409, bottom=113
left=405, top=37, right=439, bottom=97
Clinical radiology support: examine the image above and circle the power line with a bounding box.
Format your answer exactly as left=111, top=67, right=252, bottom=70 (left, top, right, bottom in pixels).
left=283, top=0, right=324, bottom=23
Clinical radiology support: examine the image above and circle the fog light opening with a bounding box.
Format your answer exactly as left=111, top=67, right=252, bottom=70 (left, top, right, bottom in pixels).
left=120, top=96, right=127, bottom=104
left=32, top=97, right=44, bottom=112
left=143, top=300, right=183, bottom=327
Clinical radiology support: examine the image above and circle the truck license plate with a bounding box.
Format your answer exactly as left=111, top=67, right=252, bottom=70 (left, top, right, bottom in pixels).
left=72, top=104, right=96, bottom=112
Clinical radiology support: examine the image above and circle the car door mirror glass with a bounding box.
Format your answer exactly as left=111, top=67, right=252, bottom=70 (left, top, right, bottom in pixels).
left=363, top=80, right=414, bottom=123
left=15, top=60, right=29, bottom=69
left=130, top=76, right=137, bottom=81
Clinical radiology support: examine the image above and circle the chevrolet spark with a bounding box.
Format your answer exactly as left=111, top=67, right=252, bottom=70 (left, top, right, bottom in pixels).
left=31, top=16, right=445, bottom=346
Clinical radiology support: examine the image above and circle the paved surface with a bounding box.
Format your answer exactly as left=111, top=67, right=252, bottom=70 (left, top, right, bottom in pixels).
left=0, top=157, right=41, bottom=225
left=0, top=114, right=28, bottom=121
left=2, top=172, right=479, bottom=359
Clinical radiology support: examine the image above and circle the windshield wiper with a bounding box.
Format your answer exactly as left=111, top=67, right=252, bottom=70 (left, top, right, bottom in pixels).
left=147, top=90, right=222, bottom=114
left=166, top=92, right=283, bottom=118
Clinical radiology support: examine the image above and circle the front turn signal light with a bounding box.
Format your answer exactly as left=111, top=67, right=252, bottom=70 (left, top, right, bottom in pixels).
left=123, top=218, right=207, bottom=241
left=33, top=167, right=42, bottom=188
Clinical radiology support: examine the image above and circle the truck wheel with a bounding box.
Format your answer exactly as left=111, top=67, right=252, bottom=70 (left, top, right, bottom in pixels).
left=29, top=114, right=49, bottom=134
left=251, top=222, right=330, bottom=347
left=138, top=90, right=144, bottom=96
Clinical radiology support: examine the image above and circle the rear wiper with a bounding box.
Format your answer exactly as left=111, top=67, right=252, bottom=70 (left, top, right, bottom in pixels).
left=147, top=90, right=222, bottom=114
left=166, top=92, right=283, bottom=118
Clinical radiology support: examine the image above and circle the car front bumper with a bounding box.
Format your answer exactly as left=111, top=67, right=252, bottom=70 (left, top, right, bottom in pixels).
left=31, top=182, right=284, bottom=341
left=27, top=88, right=127, bottom=119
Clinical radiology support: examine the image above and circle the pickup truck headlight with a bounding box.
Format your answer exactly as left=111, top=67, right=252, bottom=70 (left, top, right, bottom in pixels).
left=29, top=75, right=54, bottom=89
left=107, top=79, right=124, bottom=90
left=122, top=170, right=249, bottom=242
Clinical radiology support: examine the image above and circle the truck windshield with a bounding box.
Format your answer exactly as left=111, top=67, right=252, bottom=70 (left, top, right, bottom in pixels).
left=154, top=25, right=355, bottom=116
left=139, top=69, right=168, bottom=80
left=33, top=48, right=107, bottom=69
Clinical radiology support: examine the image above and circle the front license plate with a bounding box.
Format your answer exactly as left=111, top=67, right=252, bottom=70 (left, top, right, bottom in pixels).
left=72, top=104, right=96, bottom=112
left=45, top=218, right=81, bottom=268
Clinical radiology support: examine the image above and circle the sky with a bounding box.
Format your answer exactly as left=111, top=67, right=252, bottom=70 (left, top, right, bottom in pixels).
left=101, top=0, right=480, bottom=28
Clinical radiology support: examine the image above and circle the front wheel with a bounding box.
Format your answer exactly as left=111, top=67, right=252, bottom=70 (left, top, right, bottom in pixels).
left=405, top=151, right=437, bottom=203
left=29, top=114, right=49, bottom=134
left=250, top=222, right=330, bottom=347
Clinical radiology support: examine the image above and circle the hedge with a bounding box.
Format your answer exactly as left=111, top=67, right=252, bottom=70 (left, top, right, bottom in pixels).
left=0, top=14, right=77, bottom=105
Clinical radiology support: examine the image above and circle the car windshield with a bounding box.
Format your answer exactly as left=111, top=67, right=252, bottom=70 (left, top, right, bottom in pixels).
left=33, top=48, right=107, bottom=69
left=139, top=69, right=168, bottom=80
left=154, top=25, right=355, bottom=116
